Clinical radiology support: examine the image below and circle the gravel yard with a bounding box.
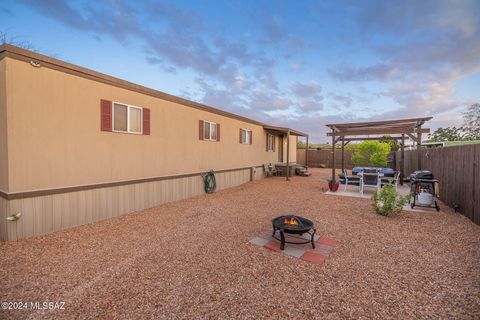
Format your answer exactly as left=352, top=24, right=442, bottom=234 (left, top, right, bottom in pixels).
left=1, top=168, right=479, bottom=319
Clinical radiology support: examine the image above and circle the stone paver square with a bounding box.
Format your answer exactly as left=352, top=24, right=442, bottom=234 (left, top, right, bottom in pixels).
left=317, top=236, right=338, bottom=246
left=300, top=251, right=327, bottom=265
left=258, top=230, right=275, bottom=240
left=253, top=230, right=338, bottom=264
left=264, top=240, right=281, bottom=252
left=282, top=246, right=305, bottom=258
left=250, top=237, right=270, bottom=246
left=310, top=243, right=333, bottom=255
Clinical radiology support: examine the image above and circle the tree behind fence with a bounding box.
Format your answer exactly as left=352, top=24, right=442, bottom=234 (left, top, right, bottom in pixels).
left=394, top=144, right=479, bottom=225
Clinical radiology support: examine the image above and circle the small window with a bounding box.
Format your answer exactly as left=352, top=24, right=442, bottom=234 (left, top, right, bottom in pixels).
left=204, top=121, right=217, bottom=141
left=267, top=134, right=275, bottom=151
left=113, top=102, right=143, bottom=134
left=241, top=129, right=252, bottom=144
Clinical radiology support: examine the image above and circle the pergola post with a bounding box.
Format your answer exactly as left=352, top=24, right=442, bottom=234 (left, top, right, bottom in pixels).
left=331, top=130, right=336, bottom=182
left=400, top=133, right=405, bottom=185
left=286, top=129, right=290, bottom=181
left=417, top=126, right=422, bottom=170
left=305, top=135, right=309, bottom=168
left=341, top=137, right=345, bottom=173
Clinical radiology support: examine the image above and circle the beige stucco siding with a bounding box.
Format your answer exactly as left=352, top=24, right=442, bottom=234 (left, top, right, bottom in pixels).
left=0, top=59, right=8, bottom=192
left=5, top=58, right=287, bottom=192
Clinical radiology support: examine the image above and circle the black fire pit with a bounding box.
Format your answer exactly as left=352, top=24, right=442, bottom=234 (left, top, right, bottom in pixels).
left=272, top=215, right=316, bottom=250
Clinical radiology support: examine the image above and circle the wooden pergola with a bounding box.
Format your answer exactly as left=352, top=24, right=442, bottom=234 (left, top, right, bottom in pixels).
left=326, top=117, right=433, bottom=185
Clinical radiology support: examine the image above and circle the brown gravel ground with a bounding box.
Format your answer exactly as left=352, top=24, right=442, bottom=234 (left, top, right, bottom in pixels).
left=1, top=168, right=479, bottom=319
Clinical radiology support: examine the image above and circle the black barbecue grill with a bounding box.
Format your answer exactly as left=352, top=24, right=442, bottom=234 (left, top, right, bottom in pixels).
left=409, top=170, right=440, bottom=211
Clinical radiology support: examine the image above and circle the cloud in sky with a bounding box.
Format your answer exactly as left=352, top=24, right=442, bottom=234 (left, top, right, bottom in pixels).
left=7, top=0, right=480, bottom=141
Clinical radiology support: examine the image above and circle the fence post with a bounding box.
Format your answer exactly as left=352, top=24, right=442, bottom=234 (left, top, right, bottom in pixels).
left=306, top=136, right=309, bottom=168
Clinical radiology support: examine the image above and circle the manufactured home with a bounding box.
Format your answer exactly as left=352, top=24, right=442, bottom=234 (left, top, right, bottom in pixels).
left=0, top=44, right=307, bottom=240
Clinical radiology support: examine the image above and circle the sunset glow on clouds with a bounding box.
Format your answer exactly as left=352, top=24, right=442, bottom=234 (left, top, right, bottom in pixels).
left=1, top=0, right=479, bottom=141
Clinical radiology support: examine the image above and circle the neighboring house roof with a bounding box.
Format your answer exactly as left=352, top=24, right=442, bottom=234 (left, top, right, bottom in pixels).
left=422, top=140, right=480, bottom=148
left=0, top=44, right=306, bottom=136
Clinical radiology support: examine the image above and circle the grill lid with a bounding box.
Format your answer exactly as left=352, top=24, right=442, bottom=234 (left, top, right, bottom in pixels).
left=412, top=170, right=434, bottom=180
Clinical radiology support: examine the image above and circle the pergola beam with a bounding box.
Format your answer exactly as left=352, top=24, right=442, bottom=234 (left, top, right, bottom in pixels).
left=406, top=132, right=417, bottom=141
left=327, top=128, right=430, bottom=137
left=343, top=137, right=403, bottom=141
left=326, top=117, right=432, bottom=128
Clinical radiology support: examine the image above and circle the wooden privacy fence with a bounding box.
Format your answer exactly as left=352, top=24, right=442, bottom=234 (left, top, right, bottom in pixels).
left=394, top=144, right=479, bottom=225
left=297, top=149, right=354, bottom=169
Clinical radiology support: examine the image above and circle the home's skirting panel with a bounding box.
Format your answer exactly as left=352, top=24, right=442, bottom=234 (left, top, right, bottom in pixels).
left=252, top=166, right=265, bottom=180
left=0, top=168, right=255, bottom=241
left=0, top=196, right=9, bottom=241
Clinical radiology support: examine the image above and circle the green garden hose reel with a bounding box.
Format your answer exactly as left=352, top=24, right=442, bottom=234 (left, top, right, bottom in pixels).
left=202, top=170, right=216, bottom=194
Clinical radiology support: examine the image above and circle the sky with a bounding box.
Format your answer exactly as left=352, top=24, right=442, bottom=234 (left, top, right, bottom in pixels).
left=1, top=0, right=479, bottom=142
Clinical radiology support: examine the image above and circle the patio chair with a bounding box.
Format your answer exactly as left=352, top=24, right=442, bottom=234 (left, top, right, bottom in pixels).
left=341, top=169, right=361, bottom=191
left=269, top=163, right=278, bottom=176
left=381, top=171, right=400, bottom=190
left=360, top=172, right=380, bottom=195
left=263, top=164, right=272, bottom=177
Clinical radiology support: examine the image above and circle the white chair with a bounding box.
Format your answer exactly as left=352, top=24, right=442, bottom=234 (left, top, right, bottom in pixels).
left=342, top=169, right=361, bottom=191
left=360, top=172, right=381, bottom=195
left=381, top=171, right=400, bottom=190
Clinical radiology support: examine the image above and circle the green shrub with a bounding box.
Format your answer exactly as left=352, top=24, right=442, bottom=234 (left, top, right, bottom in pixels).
left=351, top=141, right=390, bottom=167
left=372, top=183, right=409, bottom=216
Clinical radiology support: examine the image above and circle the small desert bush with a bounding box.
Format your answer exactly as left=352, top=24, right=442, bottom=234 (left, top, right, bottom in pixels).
left=372, top=183, right=409, bottom=216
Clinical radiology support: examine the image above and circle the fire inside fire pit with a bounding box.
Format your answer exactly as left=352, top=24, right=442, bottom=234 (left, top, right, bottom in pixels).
left=283, top=216, right=299, bottom=226
left=272, top=215, right=316, bottom=250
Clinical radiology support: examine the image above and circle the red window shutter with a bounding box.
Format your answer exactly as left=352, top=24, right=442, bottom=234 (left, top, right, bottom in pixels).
left=250, top=131, right=253, bottom=144
left=142, top=108, right=150, bottom=135
left=100, top=99, right=112, bottom=132
left=239, top=129, right=242, bottom=144
left=266, top=134, right=269, bottom=151
left=199, top=120, right=204, bottom=140
left=216, top=123, right=220, bottom=141
left=273, top=136, right=276, bottom=152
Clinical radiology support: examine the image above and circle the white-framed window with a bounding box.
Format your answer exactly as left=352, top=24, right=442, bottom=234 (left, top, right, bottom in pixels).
left=267, top=134, right=275, bottom=151
left=241, top=129, right=252, bottom=144
left=204, top=121, right=217, bottom=141
left=113, top=102, right=143, bottom=134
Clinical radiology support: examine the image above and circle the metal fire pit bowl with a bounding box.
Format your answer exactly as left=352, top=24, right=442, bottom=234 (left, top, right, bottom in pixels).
left=271, top=215, right=316, bottom=250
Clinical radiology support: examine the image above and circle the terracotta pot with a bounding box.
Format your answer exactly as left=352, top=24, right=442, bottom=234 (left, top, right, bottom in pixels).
left=328, top=182, right=339, bottom=192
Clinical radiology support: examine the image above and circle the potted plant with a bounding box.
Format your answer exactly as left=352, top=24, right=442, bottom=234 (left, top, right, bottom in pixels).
left=328, top=179, right=340, bottom=192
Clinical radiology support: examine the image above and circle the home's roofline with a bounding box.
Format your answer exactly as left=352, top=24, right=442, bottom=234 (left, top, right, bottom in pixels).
left=263, top=125, right=308, bottom=137
left=0, top=44, right=305, bottom=135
